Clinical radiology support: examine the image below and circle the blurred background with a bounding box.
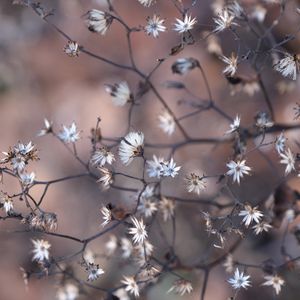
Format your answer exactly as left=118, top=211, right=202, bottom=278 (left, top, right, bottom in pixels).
left=0, top=0, right=300, bottom=299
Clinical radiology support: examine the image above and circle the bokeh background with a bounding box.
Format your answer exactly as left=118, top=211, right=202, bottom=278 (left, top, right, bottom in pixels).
left=0, top=0, right=300, bottom=299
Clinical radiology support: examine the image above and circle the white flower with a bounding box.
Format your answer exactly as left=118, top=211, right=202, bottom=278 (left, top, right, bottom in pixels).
left=32, top=239, right=51, bottom=262
left=171, top=57, right=199, bottom=75
left=105, top=81, right=132, bottom=106
left=105, top=235, right=118, bottom=256
left=227, top=1, right=244, bottom=18
left=158, top=110, right=175, bottom=135
left=58, top=122, right=80, bottom=143
left=174, top=14, right=197, bottom=33
left=85, top=9, right=113, bottom=35
left=221, top=53, right=238, bottom=76
left=274, top=54, right=298, bottom=80
left=239, top=205, right=263, bottom=227
left=145, top=14, right=166, bottom=38
left=100, top=206, right=112, bottom=227
left=226, top=115, right=240, bottom=134
left=64, top=41, right=79, bottom=57
left=97, top=167, right=113, bottom=189
left=128, top=217, right=148, bottom=244
left=280, top=148, right=295, bottom=175
left=138, top=198, right=157, bottom=218
left=121, top=276, right=139, bottom=297
left=168, top=279, right=193, bottom=296
left=185, top=173, right=206, bottom=195
left=1, top=194, right=13, bottom=214
left=147, top=155, right=165, bottom=178
left=223, top=254, right=234, bottom=273
left=138, top=0, right=154, bottom=7
left=255, top=111, right=274, bottom=129
left=37, top=118, right=53, bottom=136
left=14, top=141, right=34, bottom=155
left=252, top=222, right=272, bottom=234
left=120, top=237, right=133, bottom=259
left=57, top=283, right=79, bottom=300
left=275, top=132, right=286, bottom=154
left=20, top=171, right=35, bottom=186
left=226, top=160, right=251, bottom=184
left=159, top=197, right=175, bottom=222
left=134, top=240, right=154, bottom=258
left=162, top=158, right=181, bottom=177
left=83, top=249, right=95, bottom=264
left=262, top=275, right=285, bottom=295
left=228, top=268, right=251, bottom=289
left=86, top=263, right=105, bottom=281
left=119, top=132, right=144, bottom=165
left=213, top=9, right=237, bottom=33
left=90, top=147, right=115, bottom=167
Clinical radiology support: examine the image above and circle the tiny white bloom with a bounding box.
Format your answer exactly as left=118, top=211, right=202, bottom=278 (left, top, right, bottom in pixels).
left=86, top=263, right=105, bottom=281
left=252, top=222, right=272, bottom=234
left=228, top=268, right=251, bottom=289
left=255, top=111, right=274, bottom=129
left=171, top=57, right=199, bottom=75
left=14, top=141, right=34, bottom=155
left=119, top=132, right=144, bottom=165
left=32, top=239, right=51, bottom=262
left=227, top=1, right=244, bottom=18
left=147, top=155, right=165, bottom=178
left=226, top=160, right=251, bottom=184
left=239, top=204, right=263, bottom=227
left=56, top=283, right=79, bottom=300
left=213, top=9, right=237, bottom=33
left=274, top=54, right=299, bottom=80
left=223, top=254, right=234, bottom=273
left=1, top=194, right=13, bottom=214
left=105, top=81, right=133, bottom=106
left=162, top=158, right=181, bottom=177
left=174, top=14, right=197, bottom=33
left=226, top=115, right=240, bottom=134
left=159, top=196, right=175, bottom=222
left=105, top=235, right=118, bottom=256
left=120, top=237, right=133, bottom=259
left=121, top=276, right=139, bottom=297
left=138, top=198, right=157, bottom=218
left=20, top=171, right=35, bottom=186
left=158, top=110, right=175, bottom=135
left=145, top=14, right=166, bottom=38
left=58, top=122, right=80, bottom=143
left=97, top=167, right=113, bottom=189
left=100, top=206, right=112, bottom=227
left=168, top=279, right=193, bottom=296
left=221, top=53, right=238, bottom=76
left=262, top=275, right=285, bottom=295
left=90, top=147, right=115, bottom=167
left=185, top=172, right=206, bottom=195
left=280, top=148, right=295, bottom=175
left=275, top=132, right=286, bottom=154
left=64, top=41, right=79, bottom=57
left=85, top=9, right=113, bottom=35
left=138, top=0, right=154, bottom=7
left=37, top=118, right=53, bottom=136
left=128, top=217, right=148, bottom=244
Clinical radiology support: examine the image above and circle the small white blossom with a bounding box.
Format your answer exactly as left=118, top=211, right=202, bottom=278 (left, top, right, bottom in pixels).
left=227, top=1, right=244, bottom=18
left=275, top=132, right=286, bottom=154
left=185, top=172, right=206, bottom=195
left=100, top=206, right=112, bottom=227
left=20, top=171, right=35, bottom=186
left=14, top=141, right=34, bottom=155
left=90, top=147, right=115, bottom=167
left=85, top=9, right=113, bottom=35
left=58, top=122, right=80, bottom=143
left=162, top=158, right=181, bottom=177
left=159, top=196, right=175, bottom=222
left=280, top=148, right=295, bottom=175
left=57, top=283, right=79, bottom=300
left=138, top=198, right=157, bottom=218
left=158, top=110, right=175, bottom=136
left=86, top=263, right=105, bottom=281
left=119, top=132, right=144, bottom=165
left=37, top=118, right=53, bottom=136
left=239, top=205, right=263, bottom=227
left=255, top=112, right=274, bottom=129
left=147, top=155, right=165, bottom=178
left=228, top=268, right=251, bottom=289
left=213, top=9, right=237, bottom=33
left=105, top=235, right=118, bottom=256
left=252, top=222, right=272, bottom=234
left=97, top=167, right=113, bottom=189
left=121, top=276, right=139, bottom=297
left=168, top=279, right=193, bottom=296
left=174, top=14, right=197, bottom=33
left=171, top=57, right=199, bottom=75
left=32, top=239, right=51, bottom=262
left=138, top=0, right=154, bottom=7
left=64, top=41, right=79, bottom=57
left=226, top=115, right=240, bottom=134
left=223, top=254, right=234, bottom=273
left=221, top=53, right=238, bottom=76
left=121, top=237, right=133, bottom=259
left=105, top=81, right=133, bottom=106
left=128, top=217, right=148, bottom=244
left=145, top=14, right=166, bottom=38
left=274, top=54, right=299, bottom=80
left=262, top=275, right=285, bottom=295
left=226, top=160, right=251, bottom=184
left=1, top=194, right=13, bottom=214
